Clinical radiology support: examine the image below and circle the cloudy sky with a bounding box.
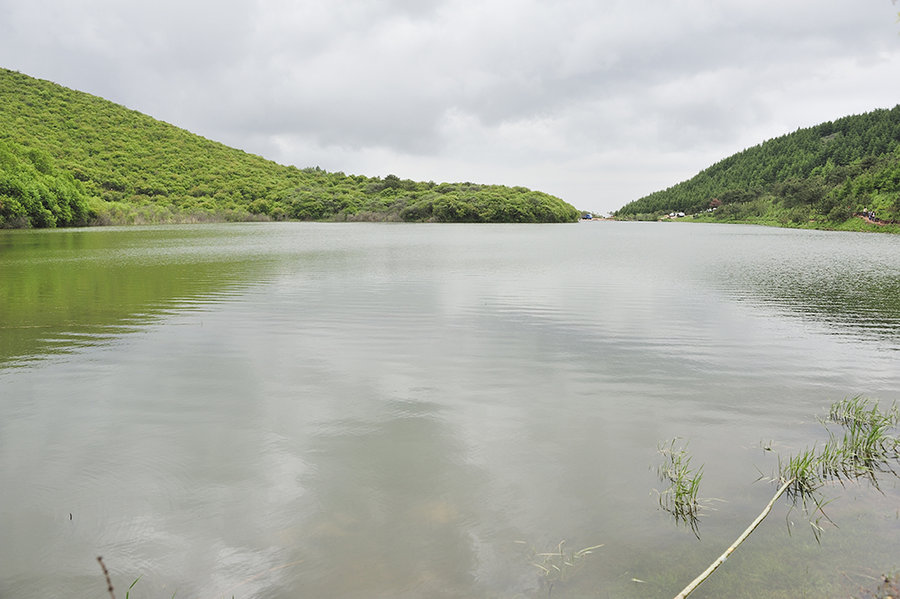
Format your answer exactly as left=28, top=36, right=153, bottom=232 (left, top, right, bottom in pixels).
left=2, top=1, right=899, bottom=213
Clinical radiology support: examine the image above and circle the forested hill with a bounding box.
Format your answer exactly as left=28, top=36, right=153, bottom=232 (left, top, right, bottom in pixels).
left=615, top=106, right=900, bottom=229
left=0, top=68, right=579, bottom=227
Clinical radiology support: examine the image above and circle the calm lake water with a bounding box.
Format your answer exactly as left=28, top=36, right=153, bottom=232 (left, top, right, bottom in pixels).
left=1, top=222, right=899, bottom=599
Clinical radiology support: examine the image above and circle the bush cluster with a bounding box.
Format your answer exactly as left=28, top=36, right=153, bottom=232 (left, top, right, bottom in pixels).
left=0, top=68, right=578, bottom=228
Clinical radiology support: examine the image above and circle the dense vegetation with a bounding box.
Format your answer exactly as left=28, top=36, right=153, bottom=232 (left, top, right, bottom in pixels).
left=615, top=106, right=900, bottom=231
left=0, top=68, right=579, bottom=228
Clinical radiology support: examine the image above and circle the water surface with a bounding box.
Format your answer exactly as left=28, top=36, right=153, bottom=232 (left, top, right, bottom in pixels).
left=1, top=222, right=899, bottom=598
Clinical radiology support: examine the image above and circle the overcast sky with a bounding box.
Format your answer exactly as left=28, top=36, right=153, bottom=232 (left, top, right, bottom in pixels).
left=2, top=1, right=899, bottom=213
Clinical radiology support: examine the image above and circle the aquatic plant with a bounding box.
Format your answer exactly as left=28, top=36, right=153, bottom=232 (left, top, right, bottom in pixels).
left=778, top=397, right=899, bottom=504
left=533, top=540, right=604, bottom=583
left=515, top=538, right=603, bottom=598
left=824, top=396, right=900, bottom=482
left=827, top=395, right=899, bottom=430
left=656, top=438, right=704, bottom=536
left=672, top=396, right=900, bottom=599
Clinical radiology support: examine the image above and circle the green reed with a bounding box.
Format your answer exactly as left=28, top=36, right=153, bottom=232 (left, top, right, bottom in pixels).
left=774, top=397, right=899, bottom=539
left=781, top=397, right=900, bottom=496
left=656, top=438, right=704, bottom=536
left=827, top=395, right=900, bottom=430
left=673, top=397, right=900, bottom=598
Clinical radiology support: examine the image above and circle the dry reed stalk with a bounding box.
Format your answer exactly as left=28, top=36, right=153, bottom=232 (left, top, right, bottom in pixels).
left=673, top=477, right=793, bottom=599
left=97, top=556, right=115, bottom=599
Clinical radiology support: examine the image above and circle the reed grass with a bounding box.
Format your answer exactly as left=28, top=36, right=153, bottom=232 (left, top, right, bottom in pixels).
left=776, top=397, right=900, bottom=541
left=656, top=438, right=704, bottom=536
left=780, top=396, right=900, bottom=500
left=827, top=395, right=900, bottom=430
left=674, top=396, right=900, bottom=598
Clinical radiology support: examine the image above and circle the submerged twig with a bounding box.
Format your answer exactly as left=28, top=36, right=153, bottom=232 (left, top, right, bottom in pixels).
left=97, top=556, right=116, bottom=599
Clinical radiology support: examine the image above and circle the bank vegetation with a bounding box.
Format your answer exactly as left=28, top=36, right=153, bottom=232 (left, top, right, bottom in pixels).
left=0, top=69, right=579, bottom=228
left=615, top=106, right=900, bottom=232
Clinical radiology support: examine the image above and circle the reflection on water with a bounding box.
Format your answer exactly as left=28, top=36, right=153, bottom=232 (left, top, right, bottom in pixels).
left=1, top=222, right=899, bottom=599
left=290, top=400, right=486, bottom=597
left=0, top=225, right=283, bottom=366
left=707, top=227, right=900, bottom=342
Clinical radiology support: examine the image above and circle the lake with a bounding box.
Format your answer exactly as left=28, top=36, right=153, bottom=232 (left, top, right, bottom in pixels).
left=1, top=222, right=899, bottom=599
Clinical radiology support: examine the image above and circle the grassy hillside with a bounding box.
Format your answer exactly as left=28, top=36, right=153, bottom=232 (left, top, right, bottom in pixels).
left=615, top=106, right=900, bottom=231
left=0, top=68, right=579, bottom=227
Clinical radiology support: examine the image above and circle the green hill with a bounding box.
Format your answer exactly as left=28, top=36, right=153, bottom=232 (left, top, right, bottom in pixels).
left=615, top=106, right=900, bottom=231
left=0, top=68, right=579, bottom=228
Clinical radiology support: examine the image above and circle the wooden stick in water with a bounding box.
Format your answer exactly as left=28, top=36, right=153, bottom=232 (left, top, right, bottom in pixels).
left=674, top=478, right=794, bottom=599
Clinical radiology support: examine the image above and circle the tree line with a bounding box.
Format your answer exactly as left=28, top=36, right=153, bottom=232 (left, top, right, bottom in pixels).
left=0, top=69, right=579, bottom=228
left=615, top=106, right=900, bottom=229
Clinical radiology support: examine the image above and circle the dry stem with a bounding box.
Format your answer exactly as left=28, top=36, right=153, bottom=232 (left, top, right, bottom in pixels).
left=673, top=477, right=793, bottom=599
left=97, top=556, right=116, bottom=599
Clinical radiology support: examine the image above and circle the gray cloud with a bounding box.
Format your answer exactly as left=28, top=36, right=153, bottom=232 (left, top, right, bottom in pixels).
left=2, top=0, right=899, bottom=212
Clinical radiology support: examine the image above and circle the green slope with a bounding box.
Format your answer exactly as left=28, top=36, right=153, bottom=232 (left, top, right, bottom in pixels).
left=0, top=68, right=579, bottom=227
left=615, top=106, right=900, bottom=231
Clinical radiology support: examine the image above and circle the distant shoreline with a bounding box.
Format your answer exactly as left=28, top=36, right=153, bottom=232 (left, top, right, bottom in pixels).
left=612, top=214, right=900, bottom=234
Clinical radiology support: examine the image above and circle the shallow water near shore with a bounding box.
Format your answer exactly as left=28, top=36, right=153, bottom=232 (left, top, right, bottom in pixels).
left=1, top=221, right=899, bottom=598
